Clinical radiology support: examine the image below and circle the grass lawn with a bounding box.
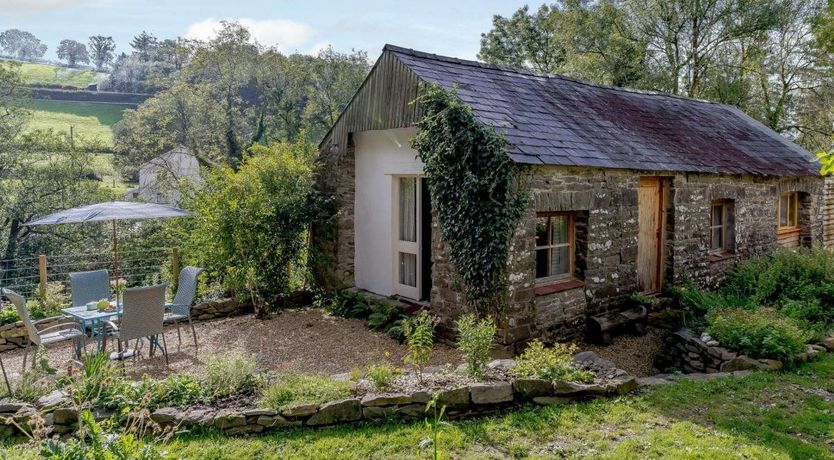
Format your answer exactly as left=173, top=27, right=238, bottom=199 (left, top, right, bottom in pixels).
left=5, top=354, right=834, bottom=459
left=2, top=59, right=101, bottom=88
left=27, top=100, right=132, bottom=146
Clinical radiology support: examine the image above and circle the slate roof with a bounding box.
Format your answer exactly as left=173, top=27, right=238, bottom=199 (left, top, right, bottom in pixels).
left=386, top=45, right=819, bottom=177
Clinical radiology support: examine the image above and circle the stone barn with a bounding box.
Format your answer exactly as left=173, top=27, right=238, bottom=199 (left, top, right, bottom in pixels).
left=313, top=45, right=824, bottom=352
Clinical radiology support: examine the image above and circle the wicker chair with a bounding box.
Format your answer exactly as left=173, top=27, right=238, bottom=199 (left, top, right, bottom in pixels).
left=1, top=288, right=86, bottom=371
left=104, top=284, right=168, bottom=364
left=69, top=270, right=111, bottom=307
left=165, top=267, right=203, bottom=348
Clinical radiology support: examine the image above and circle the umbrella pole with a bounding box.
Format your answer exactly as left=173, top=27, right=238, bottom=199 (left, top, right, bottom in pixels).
left=113, top=220, right=120, bottom=307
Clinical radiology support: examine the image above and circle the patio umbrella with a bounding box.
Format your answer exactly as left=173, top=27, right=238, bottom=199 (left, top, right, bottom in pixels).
left=26, top=201, right=194, bottom=305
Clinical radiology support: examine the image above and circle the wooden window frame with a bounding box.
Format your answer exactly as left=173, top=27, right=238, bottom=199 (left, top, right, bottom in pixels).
left=777, top=191, right=799, bottom=232
left=535, top=212, right=575, bottom=284
left=709, top=200, right=734, bottom=255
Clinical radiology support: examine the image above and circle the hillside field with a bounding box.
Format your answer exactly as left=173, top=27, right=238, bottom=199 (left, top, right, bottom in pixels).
left=28, top=100, right=132, bottom=145
left=2, top=59, right=104, bottom=88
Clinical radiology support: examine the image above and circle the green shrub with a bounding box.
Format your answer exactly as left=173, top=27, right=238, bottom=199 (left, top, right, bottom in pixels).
left=512, top=340, right=594, bottom=383
left=175, top=139, right=322, bottom=316
left=259, top=374, right=352, bottom=411
left=12, top=357, right=56, bottom=403
left=58, top=352, right=125, bottom=409
left=40, top=410, right=164, bottom=460
left=0, top=305, right=19, bottom=326
left=367, top=363, right=398, bottom=391
left=455, top=314, right=496, bottom=379
left=118, top=374, right=203, bottom=409
left=203, top=349, right=258, bottom=399
left=367, top=302, right=407, bottom=341
left=402, top=310, right=435, bottom=382
left=26, top=282, right=69, bottom=320
left=707, top=308, right=808, bottom=360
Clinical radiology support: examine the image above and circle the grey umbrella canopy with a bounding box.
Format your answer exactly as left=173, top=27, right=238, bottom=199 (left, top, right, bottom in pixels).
left=26, top=201, right=193, bottom=226
left=26, top=201, right=194, bottom=305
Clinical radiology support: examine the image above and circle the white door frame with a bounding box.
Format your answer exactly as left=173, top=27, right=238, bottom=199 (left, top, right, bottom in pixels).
left=392, top=175, right=422, bottom=300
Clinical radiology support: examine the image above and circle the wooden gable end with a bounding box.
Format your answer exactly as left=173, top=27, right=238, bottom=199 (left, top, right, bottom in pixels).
left=319, top=51, right=424, bottom=156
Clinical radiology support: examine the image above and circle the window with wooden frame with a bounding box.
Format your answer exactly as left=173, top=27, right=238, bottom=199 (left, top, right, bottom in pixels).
left=710, top=200, right=734, bottom=254
left=535, top=212, right=574, bottom=282
left=778, top=191, right=799, bottom=230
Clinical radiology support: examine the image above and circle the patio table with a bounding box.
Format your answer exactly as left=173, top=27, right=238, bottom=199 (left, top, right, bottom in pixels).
left=61, top=303, right=121, bottom=352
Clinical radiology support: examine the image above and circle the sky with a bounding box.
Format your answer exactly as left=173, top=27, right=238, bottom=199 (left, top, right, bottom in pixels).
left=0, top=0, right=526, bottom=62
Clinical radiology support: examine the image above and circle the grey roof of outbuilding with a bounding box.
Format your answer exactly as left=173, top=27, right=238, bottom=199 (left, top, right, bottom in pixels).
left=385, top=45, right=819, bottom=177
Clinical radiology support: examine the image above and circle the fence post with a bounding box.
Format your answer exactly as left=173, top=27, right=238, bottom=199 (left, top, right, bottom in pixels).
left=38, top=255, right=47, bottom=299
left=172, top=247, right=180, bottom=286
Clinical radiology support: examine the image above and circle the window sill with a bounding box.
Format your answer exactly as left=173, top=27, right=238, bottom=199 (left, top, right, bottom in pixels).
left=708, top=251, right=735, bottom=262
left=535, top=279, right=585, bottom=296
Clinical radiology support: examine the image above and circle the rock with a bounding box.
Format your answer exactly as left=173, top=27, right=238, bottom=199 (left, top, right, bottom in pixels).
left=605, top=377, right=637, bottom=395
left=0, top=399, right=26, bottom=413
left=242, top=408, right=276, bottom=417
left=810, top=344, right=827, bottom=353
left=36, top=390, right=66, bottom=410
left=257, top=414, right=300, bottom=427
left=821, top=337, right=834, bottom=351
left=436, top=386, right=470, bottom=409
left=410, top=391, right=432, bottom=404
left=453, top=363, right=468, bottom=375
left=281, top=404, right=320, bottom=418
left=306, top=399, right=361, bottom=426
left=52, top=407, right=78, bottom=425
left=361, top=393, right=412, bottom=407
left=396, top=404, right=426, bottom=418
left=213, top=410, right=246, bottom=429
left=469, top=382, right=513, bottom=404
left=636, top=376, right=672, bottom=386
left=700, top=332, right=713, bottom=343
left=706, top=340, right=719, bottom=347
left=51, top=423, right=74, bottom=435
left=532, top=396, right=572, bottom=405
left=757, top=359, right=783, bottom=370
left=720, top=355, right=764, bottom=372
left=552, top=380, right=607, bottom=396
left=487, top=359, right=517, bottom=371
left=513, top=379, right=553, bottom=398
left=362, top=406, right=399, bottom=419
left=572, top=351, right=616, bottom=372
left=151, top=408, right=182, bottom=424
left=182, top=409, right=214, bottom=426
left=226, top=424, right=264, bottom=435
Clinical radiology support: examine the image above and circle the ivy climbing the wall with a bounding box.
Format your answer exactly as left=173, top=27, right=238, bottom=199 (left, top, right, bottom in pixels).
left=411, top=84, right=526, bottom=315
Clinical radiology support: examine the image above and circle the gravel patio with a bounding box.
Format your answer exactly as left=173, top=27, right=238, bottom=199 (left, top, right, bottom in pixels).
left=0, top=308, right=461, bottom=382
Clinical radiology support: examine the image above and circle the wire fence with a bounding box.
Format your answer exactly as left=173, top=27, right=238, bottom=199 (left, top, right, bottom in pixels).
left=0, top=247, right=177, bottom=299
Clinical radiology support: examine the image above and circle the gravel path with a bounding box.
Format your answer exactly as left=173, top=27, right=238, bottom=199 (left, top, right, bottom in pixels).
left=579, top=327, right=668, bottom=377
left=0, top=309, right=461, bottom=382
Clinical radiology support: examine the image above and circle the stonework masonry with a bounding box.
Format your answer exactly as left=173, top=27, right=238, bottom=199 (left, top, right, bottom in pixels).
left=314, top=151, right=825, bottom=352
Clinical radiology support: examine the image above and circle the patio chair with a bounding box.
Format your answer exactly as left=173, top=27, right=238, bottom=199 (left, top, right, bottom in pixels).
left=69, top=269, right=111, bottom=307
left=165, top=266, right=203, bottom=349
left=104, top=284, right=169, bottom=364
left=1, top=288, right=86, bottom=371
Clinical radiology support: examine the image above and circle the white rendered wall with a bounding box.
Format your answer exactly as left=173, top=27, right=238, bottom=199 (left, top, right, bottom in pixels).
left=354, top=127, right=423, bottom=297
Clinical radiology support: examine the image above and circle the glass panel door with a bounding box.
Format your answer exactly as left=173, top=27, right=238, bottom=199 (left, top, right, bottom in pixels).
left=393, top=177, right=421, bottom=299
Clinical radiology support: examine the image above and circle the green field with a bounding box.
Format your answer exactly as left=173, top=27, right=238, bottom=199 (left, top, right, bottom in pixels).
left=2, top=59, right=103, bottom=88
left=27, top=100, right=132, bottom=146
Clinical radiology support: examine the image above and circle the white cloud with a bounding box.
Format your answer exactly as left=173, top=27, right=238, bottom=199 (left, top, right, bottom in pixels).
left=184, top=18, right=314, bottom=52
left=0, top=0, right=84, bottom=14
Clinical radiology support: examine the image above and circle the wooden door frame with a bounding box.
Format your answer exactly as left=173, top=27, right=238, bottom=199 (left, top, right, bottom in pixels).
left=392, top=175, right=422, bottom=300
left=638, top=176, right=666, bottom=292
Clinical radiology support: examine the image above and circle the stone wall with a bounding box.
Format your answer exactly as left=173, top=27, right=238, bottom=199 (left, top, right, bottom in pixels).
left=0, top=299, right=251, bottom=352
left=311, top=147, right=825, bottom=351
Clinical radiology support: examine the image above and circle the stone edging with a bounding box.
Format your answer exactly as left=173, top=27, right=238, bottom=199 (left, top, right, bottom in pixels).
left=0, top=298, right=252, bottom=353
left=655, top=328, right=832, bottom=374
left=0, top=353, right=636, bottom=438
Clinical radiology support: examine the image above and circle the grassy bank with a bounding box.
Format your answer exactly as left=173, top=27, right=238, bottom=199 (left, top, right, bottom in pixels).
left=27, top=100, right=131, bottom=146
left=4, top=354, right=834, bottom=459
left=3, top=60, right=101, bottom=88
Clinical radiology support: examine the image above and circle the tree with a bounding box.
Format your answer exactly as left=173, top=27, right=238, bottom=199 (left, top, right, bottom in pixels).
left=0, top=29, right=47, bottom=61
left=131, top=31, right=158, bottom=62
left=56, top=39, right=89, bottom=67
left=88, top=35, right=116, bottom=71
